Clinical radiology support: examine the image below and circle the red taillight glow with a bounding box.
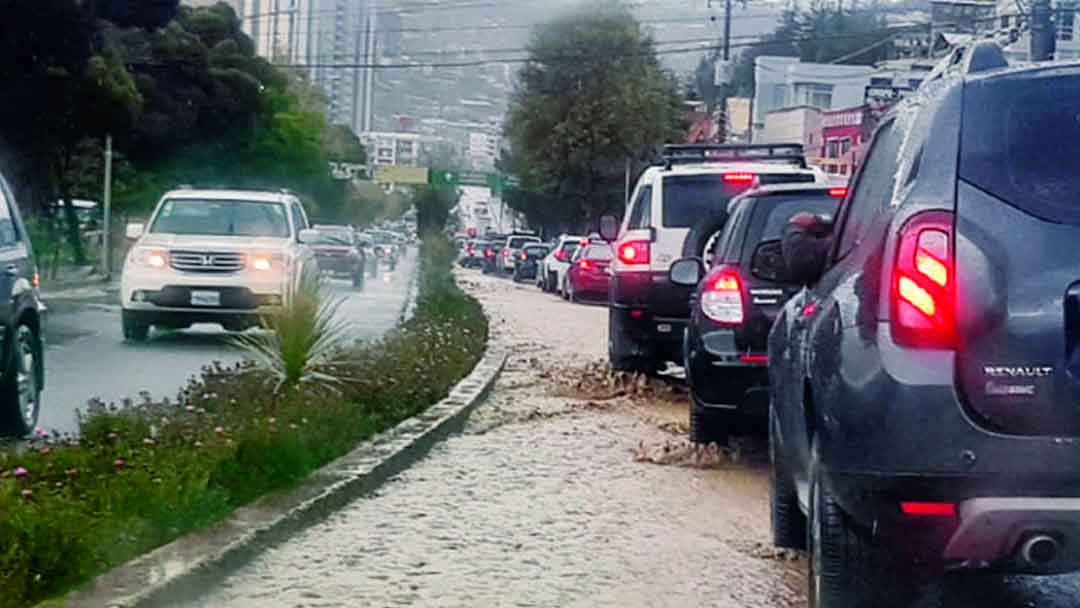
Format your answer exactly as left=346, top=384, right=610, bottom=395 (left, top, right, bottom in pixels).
left=520, top=253, right=528, bottom=261
left=502, top=250, right=509, bottom=257
left=740, top=354, right=768, bottom=364
left=617, top=240, right=650, bottom=265
left=828, top=187, right=848, bottom=198
left=723, top=172, right=755, bottom=184
left=579, top=259, right=591, bottom=269
left=892, top=211, right=955, bottom=348
left=900, top=501, right=956, bottom=517
left=701, top=267, right=744, bottom=324
left=485, top=249, right=494, bottom=258
left=555, top=250, right=567, bottom=261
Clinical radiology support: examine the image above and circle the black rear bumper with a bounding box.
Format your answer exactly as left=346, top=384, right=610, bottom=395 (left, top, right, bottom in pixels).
left=609, top=270, right=691, bottom=364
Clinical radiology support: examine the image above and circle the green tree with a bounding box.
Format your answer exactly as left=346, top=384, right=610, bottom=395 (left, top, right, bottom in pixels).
left=505, top=1, right=682, bottom=229
left=414, top=186, right=460, bottom=234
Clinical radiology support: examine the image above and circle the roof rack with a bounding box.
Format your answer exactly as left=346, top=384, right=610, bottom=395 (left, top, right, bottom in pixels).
left=660, top=144, right=807, bottom=169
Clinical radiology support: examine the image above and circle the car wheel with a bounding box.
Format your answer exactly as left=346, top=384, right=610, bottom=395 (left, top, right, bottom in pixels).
left=122, top=310, right=150, bottom=343
left=808, top=450, right=894, bottom=608
left=771, top=406, right=807, bottom=549
left=0, top=323, right=41, bottom=437
left=689, top=396, right=732, bottom=444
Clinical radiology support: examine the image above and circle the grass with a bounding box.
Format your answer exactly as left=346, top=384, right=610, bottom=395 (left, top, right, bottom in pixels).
left=0, top=234, right=487, bottom=608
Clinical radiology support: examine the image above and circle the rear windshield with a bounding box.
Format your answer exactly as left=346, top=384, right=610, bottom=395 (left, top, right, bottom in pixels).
left=758, top=195, right=840, bottom=243
left=523, top=245, right=547, bottom=256
left=583, top=244, right=613, bottom=260
left=961, top=71, right=1080, bottom=224
left=151, top=199, right=290, bottom=238
left=561, top=241, right=581, bottom=255
left=662, top=173, right=816, bottom=228
left=508, top=237, right=538, bottom=249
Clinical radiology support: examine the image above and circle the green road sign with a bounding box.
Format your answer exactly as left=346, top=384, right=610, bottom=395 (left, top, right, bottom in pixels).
left=505, top=175, right=522, bottom=188
left=429, top=170, right=459, bottom=187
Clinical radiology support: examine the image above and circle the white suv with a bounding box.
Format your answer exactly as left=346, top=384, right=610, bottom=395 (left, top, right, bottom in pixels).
left=120, top=188, right=319, bottom=342
left=600, top=144, right=826, bottom=372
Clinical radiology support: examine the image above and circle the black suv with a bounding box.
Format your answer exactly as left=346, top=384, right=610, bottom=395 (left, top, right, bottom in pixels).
left=669, top=184, right=844, bottom=444
left=769, top=50, right=1080, bottom=606
left=0, top=173, right=44, bottom=436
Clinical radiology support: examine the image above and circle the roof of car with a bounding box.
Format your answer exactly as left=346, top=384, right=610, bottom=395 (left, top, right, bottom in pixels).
left=162, top=188, right=297, bottom=203
left=741, top=183, right=837, bottom=196
left=642, top=161, right=817, bottom=180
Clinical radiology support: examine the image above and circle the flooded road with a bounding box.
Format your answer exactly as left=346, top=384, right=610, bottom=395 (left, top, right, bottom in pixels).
left=170, top=271, right=1080, bottom=607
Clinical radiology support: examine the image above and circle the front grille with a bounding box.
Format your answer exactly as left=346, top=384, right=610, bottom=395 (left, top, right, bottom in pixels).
left=169, top=250, right=245, bottom=273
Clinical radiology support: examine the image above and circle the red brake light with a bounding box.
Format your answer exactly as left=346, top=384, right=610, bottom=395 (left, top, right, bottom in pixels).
left=740, top=354, right=768, bottom=364
left=579, top=259, right=591, bottom=269
left=700, top=266, right=744, bottom=324
left=723, top=172, right=755, bottom=184
left=502, top=250, right=509, bottom=257
left=891, top=211, right=954, bottom=348
left=617, top=240, right=650, bottom=265
left=900, top=501, right=956, bottom=517
left=828, top=187, right=848, bottom=198
left=520, top=252, right=528, bottom=261
left=555, top=250, right=567, bottom=261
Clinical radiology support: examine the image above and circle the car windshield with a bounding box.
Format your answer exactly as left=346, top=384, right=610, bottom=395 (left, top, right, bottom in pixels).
left=759, top=196, right=840, bottom=242
left=149, top=199, right=290, bottom=238
left=315, top=229, right=354, bottom=246
left=507, top=237, right=537, bottom=249
left=662, top=173, right=815, bottom=228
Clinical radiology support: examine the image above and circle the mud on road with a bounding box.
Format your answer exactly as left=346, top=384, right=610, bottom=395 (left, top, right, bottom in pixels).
left=179, top=270, right=804, bottom=607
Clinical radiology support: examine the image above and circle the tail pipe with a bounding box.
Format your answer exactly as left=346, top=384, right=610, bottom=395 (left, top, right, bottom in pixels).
left=1020, top=534, right=1061, bottom=568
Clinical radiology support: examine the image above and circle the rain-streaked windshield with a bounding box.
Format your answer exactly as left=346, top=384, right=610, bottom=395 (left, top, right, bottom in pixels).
left=149, top=199, right=290, bottom=238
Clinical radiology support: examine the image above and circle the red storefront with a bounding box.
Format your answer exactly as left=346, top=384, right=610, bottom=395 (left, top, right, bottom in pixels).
left=817, top=106, right=866, bottom=179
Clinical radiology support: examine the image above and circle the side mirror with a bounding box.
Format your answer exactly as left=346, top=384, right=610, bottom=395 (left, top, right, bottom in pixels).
left=125, top=222, right=145, bottom=240
left=781, top=213, right=834, bottom=286
left=599, top=215, right=620, bottom=242
left=669, top=257, right=705, bottom=287
left=298, top=228, right=320, bottom=244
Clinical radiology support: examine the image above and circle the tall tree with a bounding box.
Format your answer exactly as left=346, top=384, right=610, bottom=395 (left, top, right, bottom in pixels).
left=505, top=1, right=682, bottom=228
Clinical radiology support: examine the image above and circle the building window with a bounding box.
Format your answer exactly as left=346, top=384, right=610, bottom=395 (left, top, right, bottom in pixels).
left=840, top=138, right=852, bottom=156
left=798, top=84, right=833, bottom=109
left=1059, top=2, right=1076, bottom=41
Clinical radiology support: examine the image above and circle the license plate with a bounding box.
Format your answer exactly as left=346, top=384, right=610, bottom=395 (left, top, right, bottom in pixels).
left=657, top=323, right=672, bottom=333
left=190, top=290, right=220, bottom=307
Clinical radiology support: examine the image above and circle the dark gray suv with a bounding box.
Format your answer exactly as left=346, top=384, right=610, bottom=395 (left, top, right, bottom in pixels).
left=769, top=52, right=1080, bottom=606
left=0, top=173, right=44, bottom=437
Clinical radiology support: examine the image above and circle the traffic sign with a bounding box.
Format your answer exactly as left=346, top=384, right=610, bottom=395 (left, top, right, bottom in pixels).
left=430, top=170, right=459, bottom=187
left=374, top=165, right=429, bottom=185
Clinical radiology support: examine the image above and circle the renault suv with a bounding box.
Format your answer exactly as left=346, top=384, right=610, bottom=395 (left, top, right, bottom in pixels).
left=600, top=143, right=826, bottom=373
left=120, top=188, right=318, bottom=341
left=768, top=50, right=1080, bottom=607
left=669, top=184, right=845, bottom=444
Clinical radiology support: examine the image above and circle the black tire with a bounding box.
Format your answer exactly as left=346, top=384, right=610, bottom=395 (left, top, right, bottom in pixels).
left=771, top=407, right=807, bottom=549
left=808, top=452, right=895, bottom=608
left=122, top=310, right=150, bottom=342
left=689, top=395, right=733, bottom=444
left=608, top=309, right=652, bottom=373
left=0, top=323, right=41, bottom=437
left=682, top=208, right=730, bottom=262
left=545, top=271, right=556, bottom=292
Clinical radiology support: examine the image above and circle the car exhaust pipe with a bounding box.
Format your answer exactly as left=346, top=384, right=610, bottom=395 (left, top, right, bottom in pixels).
left=1020, top=534, right=1061, bottom=568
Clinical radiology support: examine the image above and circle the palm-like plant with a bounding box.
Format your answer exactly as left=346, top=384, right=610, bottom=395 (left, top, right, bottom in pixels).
left=232, top=278, right=355, bottom=393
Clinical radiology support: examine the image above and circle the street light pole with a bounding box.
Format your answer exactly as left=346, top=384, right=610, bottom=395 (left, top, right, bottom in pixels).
left=102, top=134, right=113, bottom=279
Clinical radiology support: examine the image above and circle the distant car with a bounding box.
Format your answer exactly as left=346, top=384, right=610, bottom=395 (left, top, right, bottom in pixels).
left=0, top=171, right=45, bottom=437
left=311, top=224, right=366, bottom=288
left=668, top=184, right=845, bottom=444
left=564, top=242, right=613, bottom=304
left=539, top=235, right=584, bottom=294
left=355, top=233, right=378, bottom=276
left=460, top=239, right=489, bottom=269
left=498, top=234, right=541, bottom=274
left=371, top=232, right=398, bottom=270
left=481, top=241, right=500, bottom=274
left=512, top=243, right=550, bottom=282
left=120, top=188, right=318, bottom=341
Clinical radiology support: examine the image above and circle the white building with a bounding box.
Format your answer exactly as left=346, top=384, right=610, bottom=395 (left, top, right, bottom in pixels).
left=468, top=132, right=500, bottom=171
left=997, top=0, right=1080, bottom=60
left=361, top=132, right=448, bottom=167
left=757, top=106, right=823, bottom=153
left=752, top=56, right=876, bottom=141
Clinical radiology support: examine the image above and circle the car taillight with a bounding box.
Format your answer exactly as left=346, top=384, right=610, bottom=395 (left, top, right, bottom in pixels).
left=700, top=266, right=744, bottom=324
left=723, top=172, right=755, bottom=184
left=891, top=210, right=954, bottom=348
left=828, top=187, right=848, bottom=198
left=502, top=250, right=509, bottom=257
left=617, top=240, right=650, bottom=266
left=520, top=252, right=528, bottom=261
left=555, top=250, right=567, bottom=261
left=579, top=259, right=591, bottom=269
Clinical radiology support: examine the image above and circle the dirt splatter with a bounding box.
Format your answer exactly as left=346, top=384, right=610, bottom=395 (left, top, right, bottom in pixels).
left=631, top=439, right=739, bottom=468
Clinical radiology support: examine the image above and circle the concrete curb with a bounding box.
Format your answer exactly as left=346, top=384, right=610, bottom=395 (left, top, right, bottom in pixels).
left=39, top=342, right=506, bottom=608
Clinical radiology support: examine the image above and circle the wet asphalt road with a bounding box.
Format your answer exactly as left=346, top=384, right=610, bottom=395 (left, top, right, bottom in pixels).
left=170, top=270, right=1080, bottom=608
left=36, top=251, right=415, bottom=436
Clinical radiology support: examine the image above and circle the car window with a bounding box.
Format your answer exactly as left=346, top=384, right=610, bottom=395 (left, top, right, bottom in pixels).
left=584, top=244, right=613, bottom=261
left=960, top=72, right=1080, bottom=224
left=508, top=237, right=537, bottom=249
left=315, top=228, right=354, bottom=246
left=150, top=199, right=290, bottom=238
left=561, top=240, right=581, bottom=256
left=290, top=202, right=308, bottom=233
left=0, top=178, right=18, bottom=247
left=627, top=185, right=652, bottom=229
left=836, top=120, right=902, bottom=257
left=759, top=196, right=841, bottom=243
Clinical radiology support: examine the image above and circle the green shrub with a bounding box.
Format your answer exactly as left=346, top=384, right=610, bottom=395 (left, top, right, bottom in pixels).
left=0, top=234, right=487, bottom=608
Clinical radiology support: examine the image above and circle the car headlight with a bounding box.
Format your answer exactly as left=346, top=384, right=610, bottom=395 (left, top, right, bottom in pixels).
left=130, top=247, right=168, bottom=268
left=250, top=252, right=283, bottom=272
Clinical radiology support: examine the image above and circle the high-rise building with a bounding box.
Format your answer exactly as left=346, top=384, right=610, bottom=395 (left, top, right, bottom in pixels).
left=305, top=0, right=378, bottom=134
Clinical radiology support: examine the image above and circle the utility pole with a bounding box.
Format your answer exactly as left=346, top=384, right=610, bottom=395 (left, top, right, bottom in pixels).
left=723, top=0, right=732, bottom=61
left=1031, top=0, right=1056, bottom=61
left=102, top=135, right=113, bottom=278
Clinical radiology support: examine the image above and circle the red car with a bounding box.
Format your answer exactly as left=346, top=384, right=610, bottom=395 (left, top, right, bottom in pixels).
left=564, top=242, right=612, bottom=303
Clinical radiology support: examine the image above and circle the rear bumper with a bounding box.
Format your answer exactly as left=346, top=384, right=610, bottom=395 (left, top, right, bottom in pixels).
left=687, top=353, right=769, bottom=416
left=610, top=304, right=686, bottom=362
left=822, top=470, right=1080, bottom=574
